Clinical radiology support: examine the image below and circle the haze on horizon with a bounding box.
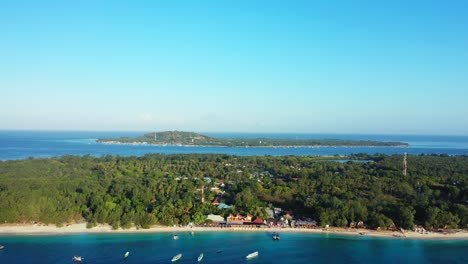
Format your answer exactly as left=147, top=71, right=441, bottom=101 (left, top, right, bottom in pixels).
left=1, top=0, right=467, bottom=135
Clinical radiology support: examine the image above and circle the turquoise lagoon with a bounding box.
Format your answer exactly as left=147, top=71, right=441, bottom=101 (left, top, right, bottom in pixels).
left=0, top=232, right=467, bottom=264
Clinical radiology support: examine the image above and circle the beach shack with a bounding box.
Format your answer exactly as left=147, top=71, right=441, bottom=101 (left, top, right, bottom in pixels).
left=251, top=217, right=266, bottom=227
left=295, top=219, right=318, bottom=229
left=206, top=214, right=225, bottom=225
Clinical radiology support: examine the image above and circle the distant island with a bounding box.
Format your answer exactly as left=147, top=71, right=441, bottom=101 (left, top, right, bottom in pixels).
left=96, top=131, right=409, bottom=147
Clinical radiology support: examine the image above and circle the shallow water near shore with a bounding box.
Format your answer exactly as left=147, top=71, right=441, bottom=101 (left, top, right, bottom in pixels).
left=1, top=232, right=467, bottom=264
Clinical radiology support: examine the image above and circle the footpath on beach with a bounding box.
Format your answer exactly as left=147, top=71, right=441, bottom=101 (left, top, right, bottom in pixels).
left=0, top=223, right=467, bottom=240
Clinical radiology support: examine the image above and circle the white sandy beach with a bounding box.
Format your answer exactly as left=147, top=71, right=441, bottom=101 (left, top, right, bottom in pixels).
left=0, top=223, right=466, bottom=240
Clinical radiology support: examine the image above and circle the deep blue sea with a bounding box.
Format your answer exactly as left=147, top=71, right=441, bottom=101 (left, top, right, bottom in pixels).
left=0, top=232, right=467, bottom=264
left=1, top=130, right=468, bottom=160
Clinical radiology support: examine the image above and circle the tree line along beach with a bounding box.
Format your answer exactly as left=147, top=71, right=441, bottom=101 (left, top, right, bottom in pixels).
left=0, top=153, right=466, bottom=239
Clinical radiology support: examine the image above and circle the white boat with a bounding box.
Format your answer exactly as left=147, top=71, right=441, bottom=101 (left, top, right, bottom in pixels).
left=197, top=253, right=204, bottom=262
left=173, top=235, right=179, bottom=240
left=246, top=251, right=258, bottom=259
left=171, top=253, right=182, bottom=262
left=124, top=251, right=130, bottom=259
left=72, top=256, right=84, bottom=262
left=272, top=233, right=280, bottom=240
left=0, top=245, right=4, bottom=250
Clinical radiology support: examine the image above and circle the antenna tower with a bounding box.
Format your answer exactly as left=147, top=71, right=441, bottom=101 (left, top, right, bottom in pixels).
left=201, top=185, right=205, bottom=204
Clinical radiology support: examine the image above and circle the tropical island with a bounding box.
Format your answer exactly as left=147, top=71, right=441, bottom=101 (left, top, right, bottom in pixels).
left=0, top=153, right=466, bottom=238
left=96, top=131, right=409, bottom=147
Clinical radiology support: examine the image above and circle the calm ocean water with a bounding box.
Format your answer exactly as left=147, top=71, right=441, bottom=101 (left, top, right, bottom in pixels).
left=0, top=130, right=468, bottom=160
left=0, top=232, right=467, bottom=264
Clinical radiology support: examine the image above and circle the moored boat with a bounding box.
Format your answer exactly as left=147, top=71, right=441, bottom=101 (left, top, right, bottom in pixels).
left=124, top=251, right=130, bottom=259
left=197, top=253, right=204, bottom=262
left=0, top=245, right=4, bottom=250
left=272, top=232, right=280, bottom=240
left=171, top=253, right=182, bottom=262
left=72, top=256, right=84, bottom=262
left=246, top=251, right=258, bottom=259
left=173, top=235, right=179, bottom=240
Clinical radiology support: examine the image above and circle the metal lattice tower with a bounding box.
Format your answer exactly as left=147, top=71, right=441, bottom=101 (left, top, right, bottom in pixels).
left=403, top=152, right=407, bottom=176
left=201, top=185, right=205, bottom=204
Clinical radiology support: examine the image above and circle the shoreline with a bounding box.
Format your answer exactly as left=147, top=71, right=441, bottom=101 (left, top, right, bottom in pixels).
left=97, top=141, right=409, bottom=148
left=1, top=224, right=466, bottom=240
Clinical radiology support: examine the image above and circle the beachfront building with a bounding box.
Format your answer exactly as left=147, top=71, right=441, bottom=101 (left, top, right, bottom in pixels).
left=245, top=214, right=253, bottom=222
left=206, top=214, right=225, bottom=224
left=273, top=208, right=282, bottom=217
left=225, top=214, right=267, bottom=227
left=226, top=214, right=244, bottom=225
left=267, top=217, right=289, bottom=227
left=283, top=211, right=293, bottom=220
left=294, top=219, right=318, bottom=228
left=349, top=221, right=366, bottom=229
left=266, top=208, right=275, bottom=219
left=263, top=207, right=285, bottom=219
left=252, top=217, right=265, bottom=226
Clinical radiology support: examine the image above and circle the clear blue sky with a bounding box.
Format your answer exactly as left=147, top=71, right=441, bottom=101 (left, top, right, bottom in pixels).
left=1, top=0, right=467, bottom=134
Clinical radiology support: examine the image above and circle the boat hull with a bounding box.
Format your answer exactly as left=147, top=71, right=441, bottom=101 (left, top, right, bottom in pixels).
left=246, top=251, right=259, bottom=259
left=171, top=253, right=182, bottom=262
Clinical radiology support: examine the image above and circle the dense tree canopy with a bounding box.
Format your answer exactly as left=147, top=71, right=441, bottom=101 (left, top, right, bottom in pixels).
left=0, top=154, right=466, bottom=230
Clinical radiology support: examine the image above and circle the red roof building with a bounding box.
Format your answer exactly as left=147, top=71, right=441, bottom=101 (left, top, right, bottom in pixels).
left=252, top=217, right=264, bottom=224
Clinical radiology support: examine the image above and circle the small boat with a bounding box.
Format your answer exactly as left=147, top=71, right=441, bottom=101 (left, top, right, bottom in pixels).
left=171, top=253, right=182, bottom=262
left=0, top=245, right=4, bottom=250
left=191, top=231, right=195, bottom=236
left=124, top=251, right=130, bottom=259
left=216, top=250, right=223, bottom=254
left=72, top=256, right=84, bottom=262
left=173, top=235, right=179, bottom=240
left=197, top=253, right=204, bottom=262
left=272, top=233, right=280, bottom=240
left=246, top=251, right=258, bottom=259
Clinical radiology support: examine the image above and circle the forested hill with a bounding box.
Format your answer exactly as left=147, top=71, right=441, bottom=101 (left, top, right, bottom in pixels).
left=96, top=131, right=409, bottom=147
left=0, top=154, right=466, bottom=230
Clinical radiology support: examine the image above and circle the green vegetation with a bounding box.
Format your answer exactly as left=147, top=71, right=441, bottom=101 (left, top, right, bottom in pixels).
left=0, top=154, right=466, bottom=230
left=96, top=131, right=409, bottom=147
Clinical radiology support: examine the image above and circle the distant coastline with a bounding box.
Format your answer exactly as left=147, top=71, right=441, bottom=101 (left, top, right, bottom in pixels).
left=96, top=131, right=410, bottom=147
left=98, top=141, right=409, bottom=148
left=5, top=130, right=468, bottom=161
left=0, top=223, right=466, bottom=240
